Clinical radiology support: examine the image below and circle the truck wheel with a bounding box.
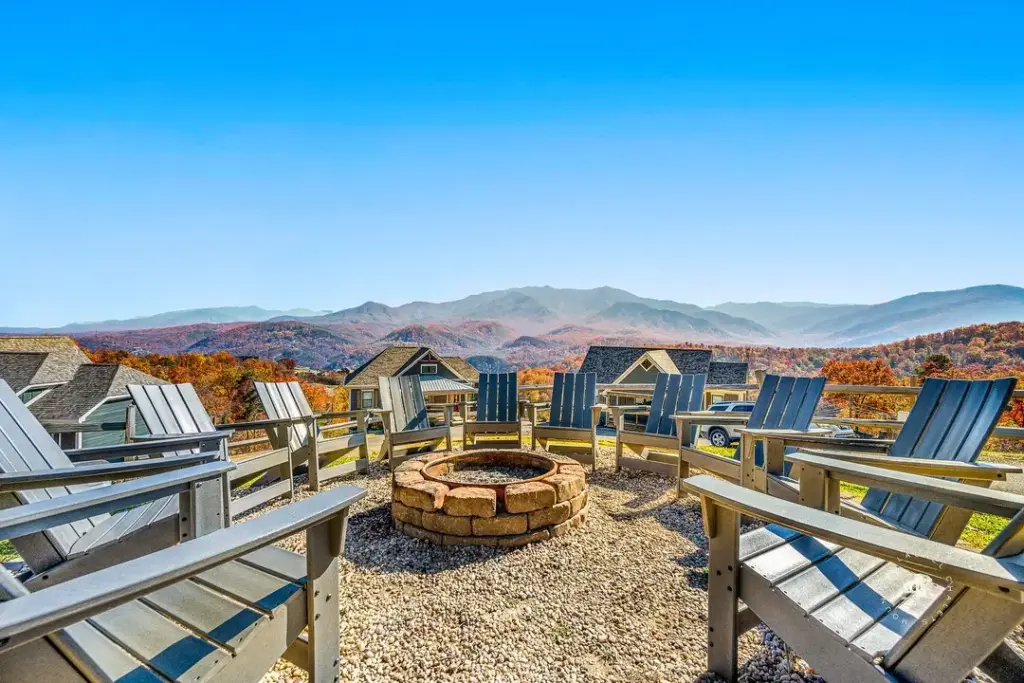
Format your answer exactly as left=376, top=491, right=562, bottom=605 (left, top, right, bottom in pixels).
left=708, top=427, right=729, bottom=448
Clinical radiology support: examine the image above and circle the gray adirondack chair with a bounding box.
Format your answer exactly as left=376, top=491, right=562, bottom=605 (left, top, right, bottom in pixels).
left=674, top=374, right=826, bottom=488
left=683, top=456, right=1024, bottom=683
left=612, top=372, right=706, bottom=476
left=254, top=381, right=369, bottom=490
left=528, top=372, right=604, bottom=471
left=375, top=375, right=452, bottom=470
left=740, top=377, right=1019, bottom=543
left=0, top=457, right=366, bottom=683
left=463, top=372, right=523, bottom=450
left=0, top=379, right=230, bottom=587
left=129, top=383, right=299, bottom=517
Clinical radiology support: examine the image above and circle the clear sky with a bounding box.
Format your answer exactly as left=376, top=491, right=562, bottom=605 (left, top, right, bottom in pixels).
left=1, top=2, right=1022, bottom=327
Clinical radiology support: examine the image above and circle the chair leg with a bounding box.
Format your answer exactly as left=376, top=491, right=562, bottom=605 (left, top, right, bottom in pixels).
left=614, top=437, right=623, bottom=473
left=707, top=505, right=741, bottom=681
left=306, top=511, right=346, bottom=683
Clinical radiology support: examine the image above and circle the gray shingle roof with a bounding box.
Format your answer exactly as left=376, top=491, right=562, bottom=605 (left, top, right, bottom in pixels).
left=708, top=361, right=749, bottom=385
left=31, top=364, right=167, bottom=421
left=0, top=349, right=89, bottom=392
left=442, top=356, right=479, bottom=382
left=0, top=338, right=91, bottom=394
left=344, top=346, right=478, bottom=389
left=579, top=346, right=713, bottom=384
left=0, top=353, right=48, bottom=392
left=344, top=346, right=425, bottom=390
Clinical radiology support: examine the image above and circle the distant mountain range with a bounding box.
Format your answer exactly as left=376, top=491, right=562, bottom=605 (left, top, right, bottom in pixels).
left=4, top=285, right=1023, bottom=369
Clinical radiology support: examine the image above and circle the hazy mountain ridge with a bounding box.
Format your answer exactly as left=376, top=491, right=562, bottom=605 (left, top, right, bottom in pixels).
left=16, top=284, right=1024, bottom=369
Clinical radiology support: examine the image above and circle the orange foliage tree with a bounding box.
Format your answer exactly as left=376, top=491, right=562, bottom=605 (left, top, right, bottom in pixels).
left=820, top=359, right=910, bottom=419
left=87, top=349, right=344, bottom=422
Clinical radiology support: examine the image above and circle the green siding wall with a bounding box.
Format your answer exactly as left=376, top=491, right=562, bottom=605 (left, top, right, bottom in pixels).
left=81, top=399, right=131, bottom=449
left=19, top=387, right=49, bottom=404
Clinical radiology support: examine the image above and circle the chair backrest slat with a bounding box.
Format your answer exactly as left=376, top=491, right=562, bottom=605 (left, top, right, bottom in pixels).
left=496, top=373, right=509, bottom=422
left=128, top=384, right=216, bottom=458
left=570, top=374, right=587, bottom=428
left=731, top=374, right=825, bottom=470
left=477, top=374, right=492, bottom=422
left=477, top=373, right=517, bottom=422
left=380, top=376, right=430, bottom=432
left=761, top=376, right=795, bottom=429
left=0, top=381, right=92, bottom=561
left=745, top=374, right=780, bottom=429
left=646, top=373, right=672, bottom=436
left=546, top=373, right=596, bottom=429
left=549, top=373, right=565, bottom=426
left=254, top=381, right=312, bottom=452
left=860, top=377, right=1017, bottom=537
left=646, top=373, right=706, bottom=436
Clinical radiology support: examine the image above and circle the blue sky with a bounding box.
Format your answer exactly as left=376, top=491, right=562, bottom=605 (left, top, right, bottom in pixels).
left=2, top=2, right=1022, bottom=327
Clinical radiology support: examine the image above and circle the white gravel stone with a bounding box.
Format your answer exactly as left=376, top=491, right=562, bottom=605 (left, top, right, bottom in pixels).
left=250, top=434, right=1017, bottom=683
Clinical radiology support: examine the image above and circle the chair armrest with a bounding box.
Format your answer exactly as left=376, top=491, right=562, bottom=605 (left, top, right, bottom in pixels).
left=786, top=452, right=1024, bottom=518
left=795, top=449, right=1022, bottom=481
left=0, top=485, right=367, bottom=651
left=681, top=474, right=1024, bottom=599
left=0, top=461, right=235, bottom=542
left=741, top=432, right=892, bottom=454
left=65, top=432, right=232, bottom=463
left=674, top=412, right=752, bottom=427
left=313, top=411, right=366, bottom=420
left=218, top=417, right=305, bottom=430
left=0, top=451, right=224, bottom=493
left=739, top=427, right=834, bottom=438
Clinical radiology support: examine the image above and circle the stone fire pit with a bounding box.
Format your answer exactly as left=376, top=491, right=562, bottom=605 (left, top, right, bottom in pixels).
left=391, top=449, right=589, bottom=547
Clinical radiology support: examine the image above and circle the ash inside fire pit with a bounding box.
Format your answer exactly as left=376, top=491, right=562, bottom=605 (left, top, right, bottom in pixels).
left=443, top=463, right=545, bottom=484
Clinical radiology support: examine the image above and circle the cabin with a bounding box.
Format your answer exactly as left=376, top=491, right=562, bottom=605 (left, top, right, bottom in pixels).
left=344, top=345, right=479, bottom=410
left=29, top=363, right=167, bottom=449
left=578, top=346, right=751, bottom=423
left=0, top=336, right=91, bottom=405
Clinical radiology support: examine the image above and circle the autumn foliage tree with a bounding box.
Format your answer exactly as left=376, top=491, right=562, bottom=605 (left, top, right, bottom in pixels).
left=87, top=349, right=344, bottom=422
left=821, top=359, right=909, bottom=418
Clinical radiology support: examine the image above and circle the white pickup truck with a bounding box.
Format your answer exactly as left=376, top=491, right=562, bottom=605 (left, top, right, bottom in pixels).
left=699, top=401, right=856, bottom=446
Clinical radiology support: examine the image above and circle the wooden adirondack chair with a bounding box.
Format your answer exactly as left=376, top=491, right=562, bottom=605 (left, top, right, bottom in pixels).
left=0, top=379, right=232, bottom=587
left=527, top=372, right=604, bottom=471
left=463, top=373, right=523, bottom=450
left=682, top=459, right=1024, bottom=683
left=129, top=383, right=301, bottom=517
left=0, top=457, right=366, bottom=683
left=739, top=377, right=1019, bottom=542
left=254, top=381, right=369, bottom=490
left=674, top=374, right=827, bottom=489
left=375, top=376, right=452, bottom=470
left=612, top=372, right=706, bottom=476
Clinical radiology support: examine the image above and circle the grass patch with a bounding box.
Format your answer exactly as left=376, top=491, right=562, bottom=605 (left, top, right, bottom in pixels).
left=698, top=445, right=735, bottom=458
left=1, top=540, right=19, bottom=562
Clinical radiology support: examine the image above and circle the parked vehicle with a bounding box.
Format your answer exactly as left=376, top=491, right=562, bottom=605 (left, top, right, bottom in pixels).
left=813, top=422, right=856, bottom=439
left=699, top=401, right=755, bottom=447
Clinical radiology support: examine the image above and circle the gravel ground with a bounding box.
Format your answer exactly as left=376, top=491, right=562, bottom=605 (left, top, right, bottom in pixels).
left=251, top=441, right=1021, bottom=683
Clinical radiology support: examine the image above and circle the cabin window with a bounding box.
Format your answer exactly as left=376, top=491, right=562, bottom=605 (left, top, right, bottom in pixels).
left=361, top=390, right=374, bottom=409
left=420, top=364, right=438, bottom=375
left=639, top=359, right=654, bottom=371
left=53, top=432, right=78, bottom=450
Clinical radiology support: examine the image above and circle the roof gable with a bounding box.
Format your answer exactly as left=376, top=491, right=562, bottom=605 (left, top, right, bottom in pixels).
left=344, top=346, right=424, bottom=389
left=31, top=364, right=166, bottom=422
left=580, top=345, right=713, bottom=384
left=0, top=353, right=48, bottom=392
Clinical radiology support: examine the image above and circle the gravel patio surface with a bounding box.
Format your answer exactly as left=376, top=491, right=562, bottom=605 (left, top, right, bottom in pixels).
left=254, top=441, right=1021, bottom=683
